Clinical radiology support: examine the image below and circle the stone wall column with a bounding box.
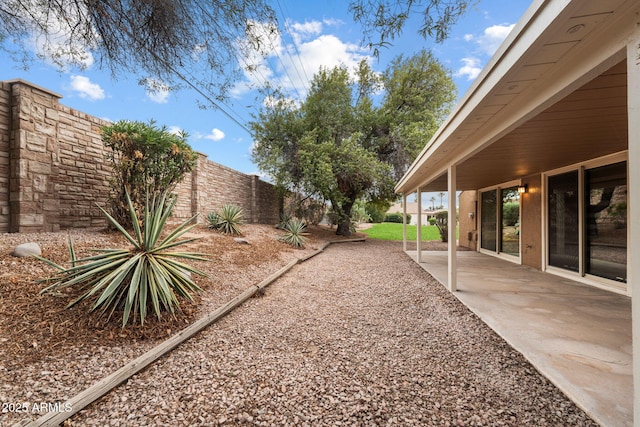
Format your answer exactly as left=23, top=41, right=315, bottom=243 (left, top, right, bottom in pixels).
left=251, top=175, right=258, bottom=223
left=8, top=81, right=61, bottom=232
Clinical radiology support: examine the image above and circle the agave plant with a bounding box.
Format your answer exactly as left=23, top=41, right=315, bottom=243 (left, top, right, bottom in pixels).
left=206, top=211, right=221, bottom=229
left=208, top=204, right=245, bottom=235
left=278, top=218, right=309, bottom=248
left=39, top=190, right=209, bottom=327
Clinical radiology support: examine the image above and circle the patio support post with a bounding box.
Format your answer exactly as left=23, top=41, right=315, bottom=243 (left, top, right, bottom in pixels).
left=627, top=28, right=640, bottom=427
left=402, top=193, right=408, bottom=252
left=417, top=187, right=423, bottom=263
left=448, top=164, right=457, bottom=292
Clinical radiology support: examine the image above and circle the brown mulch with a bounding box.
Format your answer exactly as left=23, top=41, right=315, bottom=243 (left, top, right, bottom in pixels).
left=0, top=224, right=358, bottom=369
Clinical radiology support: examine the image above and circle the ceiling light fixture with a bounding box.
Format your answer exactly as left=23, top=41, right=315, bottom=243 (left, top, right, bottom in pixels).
left=567, top=24, right=585, bottom=34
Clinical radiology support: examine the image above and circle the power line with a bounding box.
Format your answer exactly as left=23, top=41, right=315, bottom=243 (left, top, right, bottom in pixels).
left=275, top=0, right=311, bottom=95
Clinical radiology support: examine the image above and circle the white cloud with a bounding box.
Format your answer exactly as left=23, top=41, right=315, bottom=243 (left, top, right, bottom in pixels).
left=30, top=32, right=95, bottom=70
left=291, top=20, right=322, bottom=37
left=204, top=128, right=225, bottom=142
left=475, top=23, right=516, bottom=56
left=19, top=2, right=95, bottom=70
left=68, top=75, right=105, bottom=101
left=297, top=34, right=368, bottom=77
left=456, top=57, right=482, bottom=81
left=144, top=79, right=170, bottom=104
left=455, top=23, right=516, bottom=82
left=232, top=18, right=370, bottom=101
left=168, top=126, right=183, bottom=135
left=322, top=18, right=343, bottom=28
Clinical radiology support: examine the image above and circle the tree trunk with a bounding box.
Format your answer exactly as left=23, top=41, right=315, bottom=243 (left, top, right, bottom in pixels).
left=336, top=220, right=352, bottom=236
left=333, top=195, right=355, bottom=236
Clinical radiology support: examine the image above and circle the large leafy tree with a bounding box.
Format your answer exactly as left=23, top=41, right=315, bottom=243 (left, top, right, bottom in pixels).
left=251, top=51, right=456, bottom=235
left=0, top=1, right=472, bottom=103
left=379, top=49, right=457, bottom=181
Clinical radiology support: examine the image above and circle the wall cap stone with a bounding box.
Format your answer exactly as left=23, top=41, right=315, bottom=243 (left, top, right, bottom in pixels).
left=5, top=79, right=63, bottom=99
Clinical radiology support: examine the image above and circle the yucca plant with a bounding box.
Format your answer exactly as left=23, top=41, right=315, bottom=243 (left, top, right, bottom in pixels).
left=208, top=204, right=245, bottom=235
left=38, top=190, right=210, bottom=327
left=278, top=218, right=309, bottom=248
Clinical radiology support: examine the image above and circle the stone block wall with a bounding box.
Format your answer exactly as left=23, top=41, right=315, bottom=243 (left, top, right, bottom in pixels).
left=0, top=82, right=10, bottom=232
left=0, top=79, right=280, bottom=233
left=172, top=153, right=279, bottom=225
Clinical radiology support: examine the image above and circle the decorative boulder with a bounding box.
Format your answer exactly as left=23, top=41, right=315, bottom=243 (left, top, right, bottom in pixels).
left=12, top=242, right=42, bottom=258
left=234, top=238, right=250, bottom=245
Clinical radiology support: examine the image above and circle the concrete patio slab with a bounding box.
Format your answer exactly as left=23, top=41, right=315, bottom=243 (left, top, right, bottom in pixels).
left=407, top=250, right=632, bottom=427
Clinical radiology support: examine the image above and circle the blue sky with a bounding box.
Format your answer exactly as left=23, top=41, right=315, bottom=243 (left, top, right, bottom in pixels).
left=0, top=0, right=531, bottom=180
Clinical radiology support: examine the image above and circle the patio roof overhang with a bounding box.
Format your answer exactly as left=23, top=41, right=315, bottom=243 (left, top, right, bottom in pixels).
left=395, top=0, right=638, bottom=194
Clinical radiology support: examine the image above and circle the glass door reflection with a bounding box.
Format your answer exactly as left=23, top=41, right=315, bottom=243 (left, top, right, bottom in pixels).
left=500, top=186, right=520, bottom=256
left=585, top=161, right=627, bottom=282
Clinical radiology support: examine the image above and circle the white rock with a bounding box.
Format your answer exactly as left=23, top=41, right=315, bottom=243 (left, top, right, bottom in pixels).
left=12, top=242, right=42, bottom=257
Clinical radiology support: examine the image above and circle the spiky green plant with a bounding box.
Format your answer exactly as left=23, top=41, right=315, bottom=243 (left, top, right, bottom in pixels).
left=38, top=190, right=209, bottom=327
left=278, top=211, right=293, bottom=229
left=208, top=204, right=245, bottom=235
left=278, top=218, right=309, bottom=248
left=206, top=211, right=221, bottom=230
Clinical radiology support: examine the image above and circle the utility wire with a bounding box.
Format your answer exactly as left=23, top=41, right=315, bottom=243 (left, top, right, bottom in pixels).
left=276, top=0, right=311, bottom=94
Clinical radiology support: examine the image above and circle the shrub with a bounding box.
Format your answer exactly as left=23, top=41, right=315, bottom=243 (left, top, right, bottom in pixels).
left=38, top=190, right=209, bottom=327
left=102, top=120, right=197, bottom=228
left=278, top=218, right=309, bottom=248
left=208, top=204, right=245, bottom=235
left=384, top=212, right=403, bottom=223
left=365, top=203, right=385, bottom=223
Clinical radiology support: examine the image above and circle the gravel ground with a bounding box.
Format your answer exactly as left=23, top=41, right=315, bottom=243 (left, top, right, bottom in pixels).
left=36, top=239, right=598, bottom=426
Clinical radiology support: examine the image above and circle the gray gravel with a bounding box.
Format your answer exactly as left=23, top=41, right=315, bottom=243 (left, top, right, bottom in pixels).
left=11, top=240, right=598, bottom=426
left=65, top=239, right=597, bottom=426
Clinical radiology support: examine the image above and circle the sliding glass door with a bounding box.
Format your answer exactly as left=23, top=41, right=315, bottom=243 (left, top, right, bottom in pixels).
left=480, top=185, right=520, bottom=258
left=585, top=162, right=627, bottom=282
left=480, top=190, right=497, bottom=251
left=547, top=161, right=627, bottom=284
left=548, top=171, right=579, bottom=272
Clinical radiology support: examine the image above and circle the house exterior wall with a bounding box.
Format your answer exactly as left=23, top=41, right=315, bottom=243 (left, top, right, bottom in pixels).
left=459, top=175, right=543, bottom=269
left=458, top=191, right=477, bottom=250
left=0, top=79, right=280, bottom=233
left=520, top=174, right=542, bottom=270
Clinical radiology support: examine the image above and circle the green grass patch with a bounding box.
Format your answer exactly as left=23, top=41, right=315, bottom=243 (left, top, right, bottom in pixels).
left=361, top=222, right=442, bottom=241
